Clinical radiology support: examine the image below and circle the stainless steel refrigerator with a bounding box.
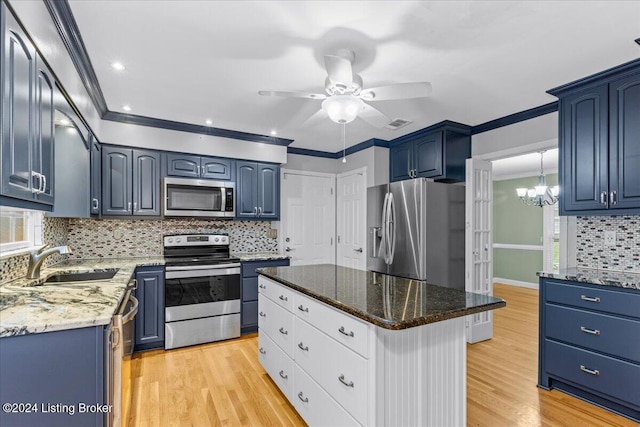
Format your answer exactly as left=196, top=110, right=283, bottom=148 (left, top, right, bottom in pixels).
left=367, top=178, right=465, bottom=289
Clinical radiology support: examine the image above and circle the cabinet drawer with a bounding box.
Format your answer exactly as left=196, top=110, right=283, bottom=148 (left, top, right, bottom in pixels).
left=294, top=317, right=368, bottom=424
left=545, top=339, right=640, bottom=408
left=243, top=277, right=258, bottom=301
left=258, top=294, right=295, bottom=357
left=293, top=365, right=361, bottom=427
left=243, top=260, right=289, bottom=278
left=294, top=292, right=369, bottom=358
left=259, top=276, right=294, bottom=312
left=258, top=332, right=294, bottom=402
left=545, top=280, right=640, bottom=318
left=546, top=304, right=640, bottom=363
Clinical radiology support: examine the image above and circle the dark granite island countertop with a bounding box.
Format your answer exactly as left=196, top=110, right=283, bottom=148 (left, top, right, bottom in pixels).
left=258, top=264, right=506, bottom=330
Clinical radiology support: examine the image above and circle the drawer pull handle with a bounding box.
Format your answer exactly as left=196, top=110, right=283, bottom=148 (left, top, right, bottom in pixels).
left=580, top=365, right=600, bottom=376
left=259, top=284, right=266, bottom=289
left=338, top=374, right=354, bottom=388
left=580, top=326, right=600, bottom=336
left=580, top=295, right=600, bottom=303
left=338, top=326, right=354, bottom=337
left=298, top=305, right=309, bottom=313
left=297, top=392, right=309, bottom=403
left=259, top=312, right=266, bottom=318
left=259, top=347, right=266, bottom=355
left=279, top=327, right=288, bottom=335
left=279, top=370, right=288, bottom=380
left=279, top=295, right=288, bottom=302
left=298, top=342, right=309, bottom=351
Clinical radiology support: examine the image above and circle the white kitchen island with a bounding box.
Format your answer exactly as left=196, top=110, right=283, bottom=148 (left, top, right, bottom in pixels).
left=257, top=264, right=505, bottom=427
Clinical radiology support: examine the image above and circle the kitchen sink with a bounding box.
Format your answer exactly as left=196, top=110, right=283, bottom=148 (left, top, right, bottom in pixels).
left=43, top=269, right=119, bottom=284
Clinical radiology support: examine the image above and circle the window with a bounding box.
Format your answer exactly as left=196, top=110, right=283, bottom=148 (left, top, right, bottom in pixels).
left=542, top=203, right=560, bottom=271
left=0, top=208, right=43, bottom=254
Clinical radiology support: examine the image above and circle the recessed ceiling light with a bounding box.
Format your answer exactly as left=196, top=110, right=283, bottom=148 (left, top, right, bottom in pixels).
left=205, top=119, right=213, bottom=126
left=270, top=130, right=277, bottom=136
left=111, top=61, right=125, bottom=71
left=122, top=105, right=132, bottom=112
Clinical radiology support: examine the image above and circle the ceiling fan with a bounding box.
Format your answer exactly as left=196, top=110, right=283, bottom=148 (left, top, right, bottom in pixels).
left=258, top=49, right=432, bottom=127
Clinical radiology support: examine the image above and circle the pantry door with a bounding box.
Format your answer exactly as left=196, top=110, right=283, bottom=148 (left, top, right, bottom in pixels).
left=281, top=170, right=335, bottom=266
left=336, top=168, right=367, bottom=269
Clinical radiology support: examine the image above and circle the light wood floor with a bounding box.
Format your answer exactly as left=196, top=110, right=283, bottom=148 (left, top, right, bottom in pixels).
left=128, top=284, right=637, bottom=427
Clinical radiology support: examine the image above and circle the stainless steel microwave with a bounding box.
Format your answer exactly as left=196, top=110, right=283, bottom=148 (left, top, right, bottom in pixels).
left=163, top=177, right=235, bottom=218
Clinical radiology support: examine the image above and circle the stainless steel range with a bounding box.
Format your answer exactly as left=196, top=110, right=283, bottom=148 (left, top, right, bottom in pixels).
left=163, top=234, right=241, bottom=349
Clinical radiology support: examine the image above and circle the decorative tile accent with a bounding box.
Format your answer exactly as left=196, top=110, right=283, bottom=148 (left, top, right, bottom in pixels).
left=576, top=215, right=640, bottom=272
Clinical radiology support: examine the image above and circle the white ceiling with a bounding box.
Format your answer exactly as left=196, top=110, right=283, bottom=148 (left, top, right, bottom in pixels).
left=492, top=148, right=558, bottom=181
left=67, top=1, right=640, bottom=152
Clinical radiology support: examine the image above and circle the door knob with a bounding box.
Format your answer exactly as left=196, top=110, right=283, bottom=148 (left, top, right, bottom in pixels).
left=354, top=248, right=363, bottom=253
left=285, top=247, right=292, bottom=252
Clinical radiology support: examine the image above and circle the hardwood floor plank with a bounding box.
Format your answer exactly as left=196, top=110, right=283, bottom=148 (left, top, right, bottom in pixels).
left=129, top=284, right=636, bottom=426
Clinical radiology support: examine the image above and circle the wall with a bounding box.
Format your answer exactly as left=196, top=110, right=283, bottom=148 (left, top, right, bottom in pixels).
left=493, top=174, right=557, bottom=284
left=285, top=153, right=338, bottom=174
left=576, top=215, right=640, bottom=272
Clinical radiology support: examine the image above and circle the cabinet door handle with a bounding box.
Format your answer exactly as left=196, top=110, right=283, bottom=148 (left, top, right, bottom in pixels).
left=254, top=206, right=258, bottom=216
left=610, top=191, right=617, bottom=205
left=580, top=365, right=600, bottom=376
left=258, top=206, right=263, bottom=216
left=600, top=191, right=608, bottom=205
left=298, top=342, right=309, bottom=351
left=128, top=202, right=132, bottom=212
left=580, top=295, right=601, bottom=303
left=259, top=347, right=266, bottom=355
left=338, top=326, right=354, bottom=337
left=279, top=327, right=288, bottom=335
left=259, top=311, right=266, bottom=318
left=338, top=374, right=354, bottom=388
left=279, top=295, right=288, bottom=302
left=40, top=174, right=47, bottom=193
left=31, top=172, right=43, bottom=194
left=298, top=305, right=309, bottom=313
left=201, top=165, right=205, bottom=176
left=279, top=370, right=288, bottom=380
left=297, top=392, right=309, bottom=403
left=259, top=284, right=266, bottom=289
left=580, top=326, right=600, bottom=336
left=92, top=198, right=99, bottom=210
left=133, top=202, right=138, bottom=212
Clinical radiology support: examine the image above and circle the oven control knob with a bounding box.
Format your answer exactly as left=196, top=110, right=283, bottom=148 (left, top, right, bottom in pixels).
left=176, top=237, right=182, bottom=243
left=214, top=237, right=220, bottom=242
left=168, top=238, right=173, bottom=243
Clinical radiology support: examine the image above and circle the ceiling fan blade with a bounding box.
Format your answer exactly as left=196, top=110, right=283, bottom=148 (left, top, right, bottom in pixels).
left=303, top=109, right=328, bottom=126
left=324, top=55, right=353, bottom=88
left=360, top=82, right=432, bottom=101
left=258, top=90, right=326, bottom=100
left=358, top=104, right=391, bottom=128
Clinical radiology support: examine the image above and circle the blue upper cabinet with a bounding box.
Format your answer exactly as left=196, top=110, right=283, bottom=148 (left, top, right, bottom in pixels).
left=90, top=137, right=101, bottom=215
left=236, top=161, right=280, bottom=220
left=165, top=153, right=233, bottom=180
left=549, top=59, right=640, bottom=215
left=102, top=145, right=160, bottom=216
left=1, top=5, right=55, bottom=206
left=389, top=122, right=470, bottom=183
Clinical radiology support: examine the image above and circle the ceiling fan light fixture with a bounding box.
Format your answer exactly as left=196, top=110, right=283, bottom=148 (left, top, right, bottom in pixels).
left=322, top=95, right=364, bottom=124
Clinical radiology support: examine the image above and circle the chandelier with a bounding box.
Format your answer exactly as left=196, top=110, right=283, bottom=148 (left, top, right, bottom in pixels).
left=516, top=151, right=559, bottom=207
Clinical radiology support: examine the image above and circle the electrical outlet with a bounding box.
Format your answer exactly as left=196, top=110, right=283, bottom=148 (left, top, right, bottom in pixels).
left=604, top=230, right=616, bottom=246
left=267, top=229, right=277, bottom=239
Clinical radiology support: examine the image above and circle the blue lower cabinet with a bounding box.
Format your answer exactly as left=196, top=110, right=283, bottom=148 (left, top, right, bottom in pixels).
left=134, top=267, right=165, bottom=351
left=0, top=327, right=107, bottom=427
left=240, top=258, right=289, bottom=333
left=539, top=277, right=640, bottom=422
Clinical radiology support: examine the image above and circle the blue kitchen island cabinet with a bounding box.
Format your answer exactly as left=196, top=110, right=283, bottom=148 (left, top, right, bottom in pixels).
left=538, top=274, right=640, bottom=422
left=241, top=258, right=290, bottom=333
left=0, top=326, right=108, bottom=427
left=236, top=161, right=280, bottom=220
left=548, top=59, right=640, bottom=216
left=134, top=266, right=165, bottom=351
left=389, top=121, right=471, bottom=183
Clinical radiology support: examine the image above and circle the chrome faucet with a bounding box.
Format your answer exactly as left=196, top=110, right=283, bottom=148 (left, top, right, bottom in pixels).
left=27, top=245, right=72, bottom=279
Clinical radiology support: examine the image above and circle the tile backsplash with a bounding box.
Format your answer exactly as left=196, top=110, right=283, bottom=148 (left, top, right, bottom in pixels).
left=576, top=215, right=640, bottom=272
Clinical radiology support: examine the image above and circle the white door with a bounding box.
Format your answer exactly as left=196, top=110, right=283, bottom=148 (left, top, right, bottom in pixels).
left=465, top=158, right=494, bottom=343
left=281, top=170, right=335, bottom=266
left=336, top=168, right=367, bottom=269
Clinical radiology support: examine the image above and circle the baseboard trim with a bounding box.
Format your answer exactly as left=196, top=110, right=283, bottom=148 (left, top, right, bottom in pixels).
left=493, top=277, right=539, bottom=289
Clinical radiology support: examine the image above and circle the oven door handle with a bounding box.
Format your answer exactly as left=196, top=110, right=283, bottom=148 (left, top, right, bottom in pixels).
left=165, top=267, right=241, bottom=279
left=165, top=263, right=241, bottom=271
left=122, top=295, right=139, bottom=324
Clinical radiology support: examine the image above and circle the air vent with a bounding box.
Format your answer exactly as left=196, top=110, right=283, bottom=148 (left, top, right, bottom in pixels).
left=385, top=118, right=412, bottom=130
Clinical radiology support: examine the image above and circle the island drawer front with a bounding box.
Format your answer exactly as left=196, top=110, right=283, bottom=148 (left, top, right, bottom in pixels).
left=259, top=276, right=294, bottom=312
left=259, top=332, right=294, bottom=402
left=545, top=304, right=640, bottom=363
left=544, top=280, right=640, bottom=318
left=293, top=365, right=361, bottom=427
left=258, top=294, right=295, bottom=357
left=294, top=317, right=368, bottom=424
left=545, top=339, right=640, bottom=408
left=294, top=292, right=369, bottom=358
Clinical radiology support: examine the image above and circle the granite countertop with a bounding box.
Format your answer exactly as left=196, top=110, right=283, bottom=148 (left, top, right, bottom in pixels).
left=258, top=264, right=506, bottom=330
left=537, top=267, right=640, bottom=291
left=0, top=257, right=164, bottom=337
left=233, top=252, right=290, bottom=262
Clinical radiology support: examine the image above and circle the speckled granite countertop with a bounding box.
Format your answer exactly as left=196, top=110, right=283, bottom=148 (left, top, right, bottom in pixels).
left=258, top=264, right=506, bottom=330
left=537, top=268, right=640, bottom=291
left=233, top=252, right=290, bottom=262
left=0, top=257, right=164, bottom=337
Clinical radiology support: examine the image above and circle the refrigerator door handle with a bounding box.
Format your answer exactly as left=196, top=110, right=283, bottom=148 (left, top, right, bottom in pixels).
left=379, top=193, right=389, bottom=262
left=388, top=192, right=396, bottom=263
